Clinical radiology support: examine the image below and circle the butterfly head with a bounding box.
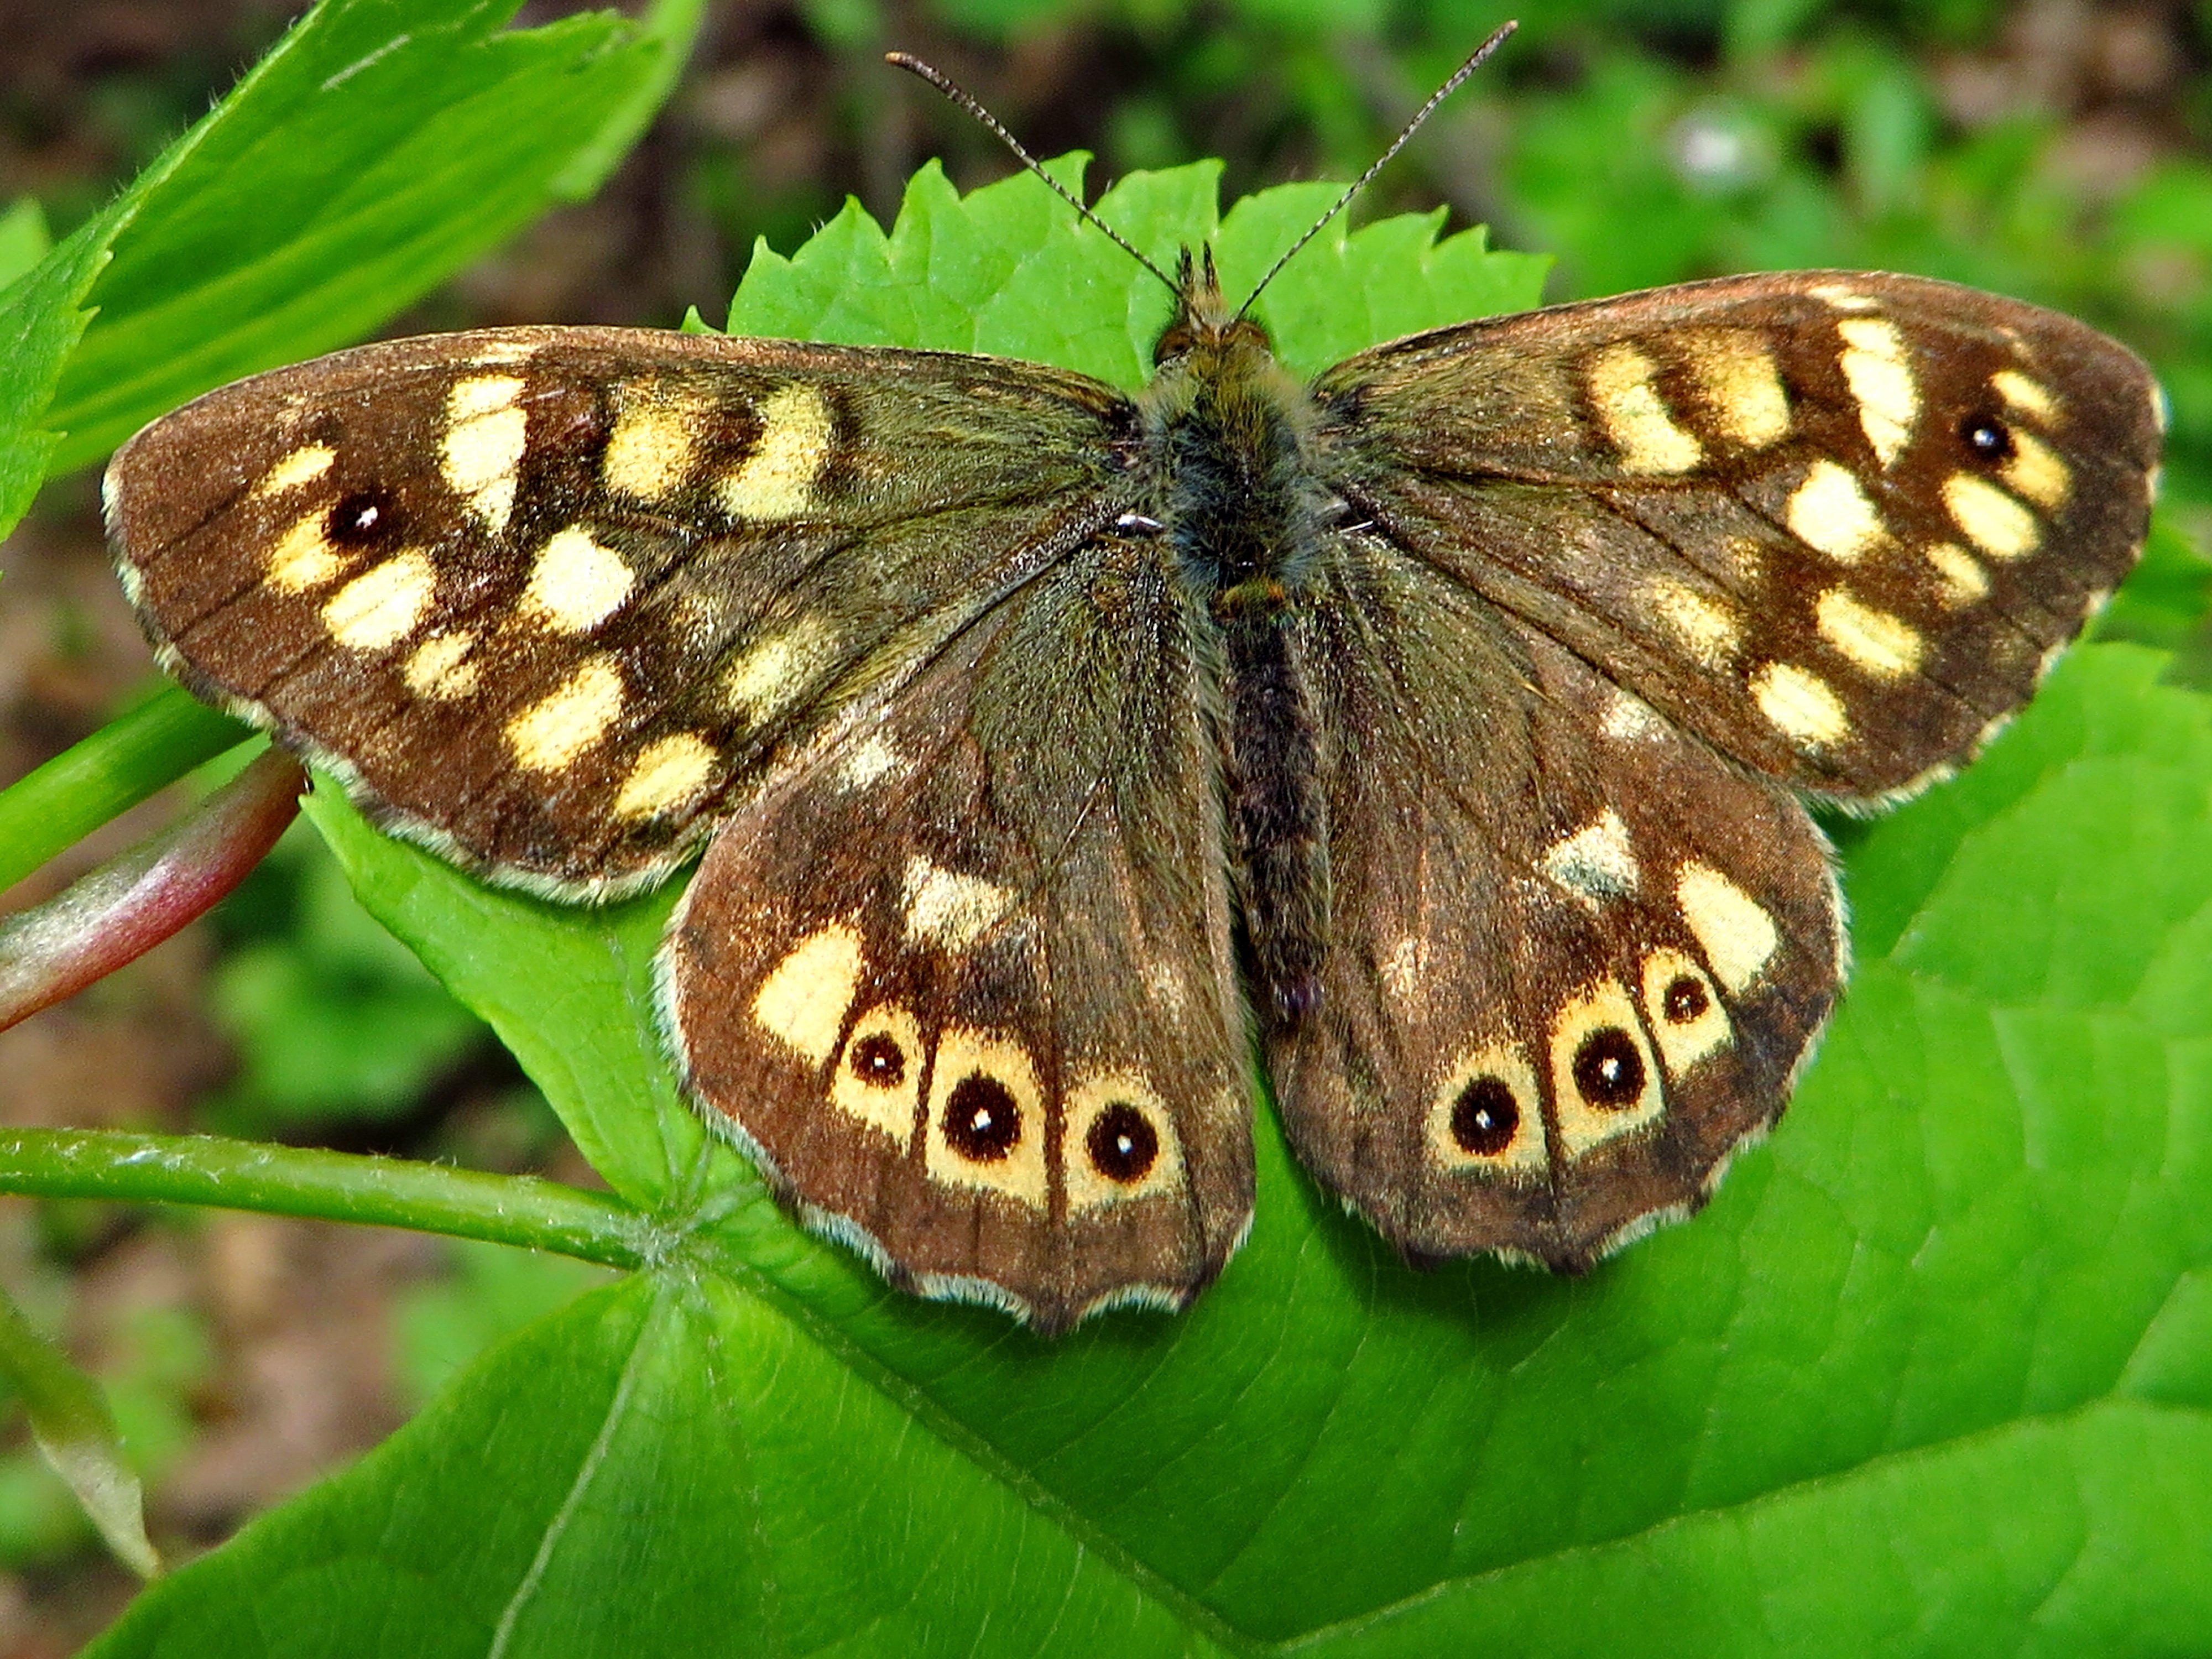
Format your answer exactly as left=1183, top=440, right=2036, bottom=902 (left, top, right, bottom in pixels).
left=1152, top=246, right=1274, bottom=369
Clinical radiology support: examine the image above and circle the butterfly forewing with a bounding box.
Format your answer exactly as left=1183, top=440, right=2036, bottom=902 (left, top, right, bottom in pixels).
left=1316, top=272, right=2162, bottom=801
left=665, top=530, right=1253, bottom=1331
left=107, top=326, right=1132, bottom=898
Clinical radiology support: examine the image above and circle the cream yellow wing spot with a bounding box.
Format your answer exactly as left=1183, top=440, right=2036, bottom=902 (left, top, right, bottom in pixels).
left=1551, top=980, right=1665, bottom=1160
left=1815, top=588, right=1924, bottom=680
left=603, top=385, right=705, bottom=502
left=718, top=383, right=833, bottom=519
left=833, top=733, right=906, bottom=792
left=1943, top=473, right=2039, bottom=560
left=1427, top=1042, right=1547, bottom=1177
left=1991, top=368, right=2058, bottom=425
left=1587, top=342, right=1703, bottom=473
left=1645, top=576, right=1741, bottom=669
left=1065, top=1072, right=1186, bottom=1212
left=1721, top=535, right=1765, bottom=583
left=831, top=1003, right=924, bottom=1149
left=1639, top=948, right=1732, bottom=1074
left=1541, top=808, right=1640, bottom=911
left=1143, top=961, right=1191, bottom=1016
left=441, top=374, right=529, bottom=534
left=1600, top=689, right=1666, bottom=743
left=613, top=732, right=718, bottom=820
left=469, top=338, right=539, bottom=368
left=1809, top=283, right=1879, bottom=311
left=1378, top=936, right=1423, bottom=998
left=1786, top=460, right=1887, bottom=560
left=751, top=924, right=864, bottom=1068
left=450, top=374, right=523, bottom=420
left=2000, top=427, right=2071, bottom=510
left=401, top=630, right=479, bottom=700
left=321, top=550, right=435, bottom=651
left=924, top=1029, right=1047, bottom=1210
left=1679, top=329, right=1791, bottom=448
left=1837, top=316, right=1917, bottom=468
left=1751, top=660, right=1851, bottom=750
left=505, top=655, right=624, bottom=773
left=1923, top=541, right=1990, bottom=607
left=266, top=510, right=349, bottom=592
left=253, top=444, right=335, bottom=498
left=901, top=857, right=1016, bottom=951
left=721, top=618, right=836, bottom=725
left=1675, top=863, right=1779, bottom=994
left=521, top=526, right=634, bottom=634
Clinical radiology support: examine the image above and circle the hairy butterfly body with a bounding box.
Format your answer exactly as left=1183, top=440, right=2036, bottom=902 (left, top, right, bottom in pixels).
left=107, top=197, right=2159, bottom=1330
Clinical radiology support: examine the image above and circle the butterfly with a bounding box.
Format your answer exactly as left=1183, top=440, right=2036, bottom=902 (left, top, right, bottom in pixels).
left=102, top=41, right=2162, bottom=1334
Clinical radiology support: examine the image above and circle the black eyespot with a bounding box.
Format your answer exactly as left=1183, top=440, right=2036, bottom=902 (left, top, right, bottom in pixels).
left=1086, top=1103, right=1159, bottom=1185
left=1959, top=413, right=2015, bottom=462
left=1663, top=974, right=1710, bottom=1025
left=1573, top=1028, right=1646, bottom=1110
left=943, top=1074, right=1020, bottom=1162
left=1449, top=1076, right=1519, bottom=1157
left=327, top=487, right=401, bottom=547
left=850, top=1033, right=905, bottom=1089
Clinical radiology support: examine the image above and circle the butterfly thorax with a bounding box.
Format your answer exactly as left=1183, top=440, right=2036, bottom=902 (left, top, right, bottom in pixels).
left=1136, top=248, right=1334, bottom=1027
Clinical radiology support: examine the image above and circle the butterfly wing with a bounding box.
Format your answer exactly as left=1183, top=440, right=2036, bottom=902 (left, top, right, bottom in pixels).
left=109, top=326, right=1254, bottom=1323
left=106, top=326, right=1133, bottom=899
left=1312, top=270, right=2162, bottom=802
left=664, top=528, right=1253, bottom=1332
left=1275, top=532, right=1841, bottom=1267
left=1279, top=270, right=2158, bottom=1267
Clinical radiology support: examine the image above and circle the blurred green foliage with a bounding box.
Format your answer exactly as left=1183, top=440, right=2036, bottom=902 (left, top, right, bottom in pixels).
left=205, top=823, right=486, bottom=1138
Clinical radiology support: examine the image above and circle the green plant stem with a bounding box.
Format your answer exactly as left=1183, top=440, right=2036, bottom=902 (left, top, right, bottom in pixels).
left=0, top=1130, right=650, bottom=1269
left=0, top=685, right=252, bottom=895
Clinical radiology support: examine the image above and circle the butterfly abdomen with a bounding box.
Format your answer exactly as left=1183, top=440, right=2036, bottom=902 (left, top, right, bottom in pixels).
left=1141, top=284, right=1337, bottom=1027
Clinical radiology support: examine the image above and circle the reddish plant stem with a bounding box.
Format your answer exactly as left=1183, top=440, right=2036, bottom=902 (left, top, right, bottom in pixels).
left=0, top=748, right=305, bottom=1030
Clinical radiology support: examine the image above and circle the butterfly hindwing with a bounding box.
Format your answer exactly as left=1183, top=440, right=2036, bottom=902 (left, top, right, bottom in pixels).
left=664, top=529, right=1254, bottom=1331
left=107, top=326, right=1133, bottom=898
left=1276, top=533, right=1841, bottom=1266
left=1316, top=271, right=2162, bottom=802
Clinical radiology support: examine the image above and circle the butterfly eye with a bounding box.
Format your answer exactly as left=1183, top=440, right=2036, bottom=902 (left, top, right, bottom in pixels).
left=1959, top=413, right=2015, bottom=462
left=942, top=1073, right=1021, bottom=1162
left=1085, top=1102, right=1160, bottom=1184
left=327, top=486, right=402, bottom=548
left=1662, top=974, right=1710, bottom=1024
left=1572, top=1028, right=1647, bottom=1110
left=1448, top=1076, right=1520, bottom=1157
left=850, top=1032, right=906, bottom=1088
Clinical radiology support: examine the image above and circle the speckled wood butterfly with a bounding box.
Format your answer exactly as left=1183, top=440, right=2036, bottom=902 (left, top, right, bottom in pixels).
left=104, top=34, right=2161, bottom=1332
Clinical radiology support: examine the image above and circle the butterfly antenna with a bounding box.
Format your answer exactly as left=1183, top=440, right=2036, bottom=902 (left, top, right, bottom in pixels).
left=886, top=52, right=1180, bottom=296
left=1233, top=19, right=1517, bottom=322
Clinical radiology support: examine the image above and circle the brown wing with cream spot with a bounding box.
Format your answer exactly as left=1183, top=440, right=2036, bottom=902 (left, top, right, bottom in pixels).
left=1274, top=533, right=1841, bottom=1269
left=663, top=530, right=1251, bottom=1333
left=106, top=326, right=1134, bottom=899
left=1312, top=272, right=2162, bottom=802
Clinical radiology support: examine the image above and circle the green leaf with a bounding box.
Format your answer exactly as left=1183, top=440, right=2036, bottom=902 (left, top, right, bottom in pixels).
left=0, top=199, right=50, bottom=291
left=0, top=1284, right=158, bottom=1579
left=82, top=163, right=2212, bottom=1653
